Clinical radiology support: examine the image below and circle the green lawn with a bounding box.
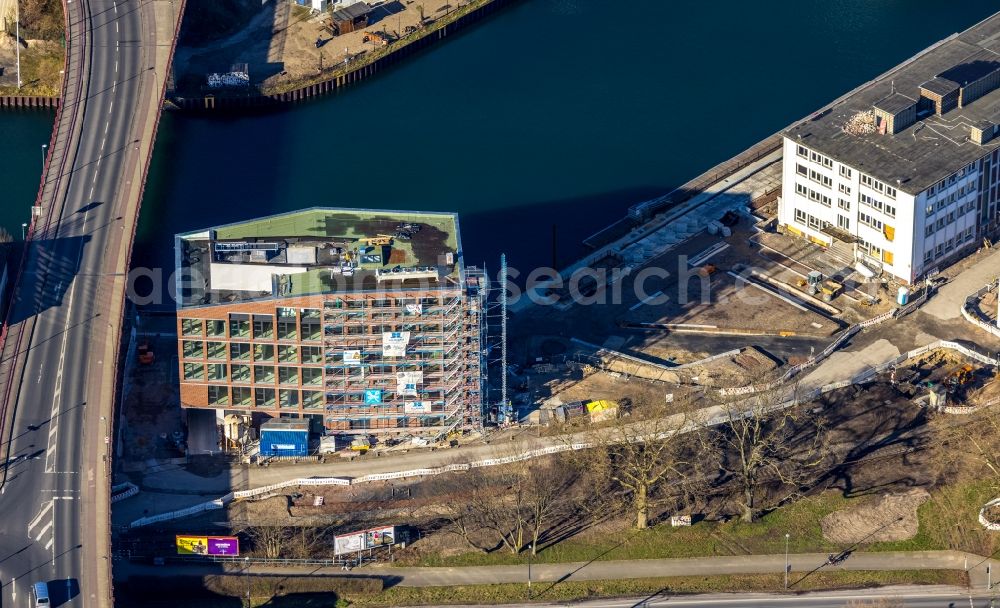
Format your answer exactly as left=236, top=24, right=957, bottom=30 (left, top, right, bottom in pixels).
left=138, top=570, right=966, bottom=608
left=352, top=570, right=966, bottom=608
left=406, top=481, right=1000, bottom=568
left=0, top=43, right=64, bottom=97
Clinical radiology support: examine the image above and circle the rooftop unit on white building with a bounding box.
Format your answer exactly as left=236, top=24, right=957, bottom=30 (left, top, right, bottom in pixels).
left=778, top=13, right=1000, bottom=284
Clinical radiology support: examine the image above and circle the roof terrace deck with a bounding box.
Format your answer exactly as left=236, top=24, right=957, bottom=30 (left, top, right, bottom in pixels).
left=176, top=208, right=464, bottom=308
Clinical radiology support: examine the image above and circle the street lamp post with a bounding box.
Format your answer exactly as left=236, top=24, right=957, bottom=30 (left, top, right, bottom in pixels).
left=784, top=533, right=790, bottom=589
left=244, top=556, right=250, bottom=608
left=21, top=223, right=27, bottom=241
left=527, top=543, right=533, bottom=599
left=41, top=144, right=48, bottom=169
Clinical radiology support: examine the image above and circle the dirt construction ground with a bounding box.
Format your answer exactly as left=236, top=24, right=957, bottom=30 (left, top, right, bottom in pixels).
left=174, top=0, right=470, bottom=92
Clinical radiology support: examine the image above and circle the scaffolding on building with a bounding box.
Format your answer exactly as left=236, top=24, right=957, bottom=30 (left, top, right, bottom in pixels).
left=319, top=272, right=487, bottom=437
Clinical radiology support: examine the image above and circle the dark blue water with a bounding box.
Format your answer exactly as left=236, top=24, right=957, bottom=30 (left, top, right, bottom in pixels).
left=3, top=0, right=999, bottom=275
left=0, top=111, right=56, bottom=239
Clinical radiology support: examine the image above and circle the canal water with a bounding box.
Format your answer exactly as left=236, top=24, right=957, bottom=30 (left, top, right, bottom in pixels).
left=2, top=0, right=999, bottom=280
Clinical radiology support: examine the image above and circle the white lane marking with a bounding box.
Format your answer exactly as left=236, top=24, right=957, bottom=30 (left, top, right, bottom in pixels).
left=629, top=290, right=664, bottom=311
left=27, top=501, right=53, bottom=532
left=44, top=538, right=53, bottom=552
left=53, top=496, right=76, bottom=500
left=10, top=579, right=14, bottom=604
left=33, top=520, right=53, bottom=542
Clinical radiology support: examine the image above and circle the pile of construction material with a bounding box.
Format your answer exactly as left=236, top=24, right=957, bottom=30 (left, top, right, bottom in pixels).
left=842, top=109, right=877, bottom=136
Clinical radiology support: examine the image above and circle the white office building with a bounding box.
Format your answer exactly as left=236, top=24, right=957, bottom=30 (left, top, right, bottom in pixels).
left=778, top=14, right=1000, bottom=284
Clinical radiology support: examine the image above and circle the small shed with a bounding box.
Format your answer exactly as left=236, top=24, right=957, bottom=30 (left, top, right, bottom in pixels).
left=332, top=2, right=372, bottom=35
left=260, top=419, right=310, bottom=457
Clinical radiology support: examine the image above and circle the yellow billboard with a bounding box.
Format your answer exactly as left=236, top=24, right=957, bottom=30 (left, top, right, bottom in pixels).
left=176, top=535, right=240, bottom=556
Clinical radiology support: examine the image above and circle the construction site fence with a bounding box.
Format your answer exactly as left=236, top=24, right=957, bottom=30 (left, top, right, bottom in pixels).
left=717, top=290, right=932, bottom=398
left=961, top=280, right=1000, bottom=340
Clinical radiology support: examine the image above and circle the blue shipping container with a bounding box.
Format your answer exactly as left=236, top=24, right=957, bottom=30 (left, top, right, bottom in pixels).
left=260, top=423, right=309, bottom=457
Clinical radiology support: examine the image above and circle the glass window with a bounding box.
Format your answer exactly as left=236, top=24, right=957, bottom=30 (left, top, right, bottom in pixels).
left=303, top=390, right=323, bottom=409
left=183, top=363, right=203, bottom=380
left=182, top=340, right=204, bottom=359
left=208, top=385, right=229, bottom=406
left=230, top=342, right=251, bottom=361
left=254, top=365, right=275, bottom=384
left=302, top=368, right=322, bottom=386
left=254, top=387, right=275, bottom=408
left=207, top=320, right=226, bottom=337
left=233, top=387, right=252, bottom=407
left=254, top=343, right=275, bottom=362
left=301, top=308, right=321, bottom=320
left=253, top=315, right=274, bottom=340
left=229, top=318, right=250, bottom=339
left=206, top=341, right=227, bottom=360
left=278, top=345, right=298, bottom=363
left=301, top=346, right=322, bottom=364
left=208, top=363, right=228, bottom=382
left=300, top=318, right=321, bottom=342
left=277, top=319, right=297, bottom=341
left=279, top=389, right=299, bottom=409
left=181, top=319, right=202, bottom=336
left=278, top=366, right=299, bottom=385
left=232, top=364, right=251, bottom=383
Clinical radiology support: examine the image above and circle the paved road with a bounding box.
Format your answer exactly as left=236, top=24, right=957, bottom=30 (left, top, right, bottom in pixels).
left=0, top=0, right=181, bottom=604
left=115, top=550, right=990, bottom=588
left=440, top=586, right=993, bottom=608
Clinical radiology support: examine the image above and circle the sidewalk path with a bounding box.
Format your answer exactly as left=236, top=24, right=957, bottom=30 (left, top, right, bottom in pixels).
left=115, top=550, right=988, bottom=589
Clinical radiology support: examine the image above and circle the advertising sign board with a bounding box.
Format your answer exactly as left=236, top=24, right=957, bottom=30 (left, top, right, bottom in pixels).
left=396, top=371, right=423, bottom=397
left=176, top=535, right=240, bottom=556
left=382, top=331, right=410, bottom=357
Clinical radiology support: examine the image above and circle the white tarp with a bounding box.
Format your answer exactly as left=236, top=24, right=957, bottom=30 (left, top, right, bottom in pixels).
left=382, top=332, right=410, bottom=357
left=343, top=350, right=362, bottom=366
left=209, top=263, right=307, bottom=292
left=397, top=371, right=423, bottom=397
left=405, top=304, right=423, bottom=315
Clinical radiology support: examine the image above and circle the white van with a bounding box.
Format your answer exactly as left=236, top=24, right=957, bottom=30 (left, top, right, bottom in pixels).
left=32, top=581, right=50, bottom=606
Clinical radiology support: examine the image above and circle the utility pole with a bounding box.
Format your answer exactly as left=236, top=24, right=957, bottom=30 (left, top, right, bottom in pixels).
left=15, top=0, right=21, bottom=89
left=526, top=543, right=532, bottom=599
left=784, top=533, right=790, bottom=589
left=500, top=253, right=508, bottom=423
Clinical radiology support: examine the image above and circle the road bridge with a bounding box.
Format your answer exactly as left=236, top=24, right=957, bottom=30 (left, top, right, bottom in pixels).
left=0, top=0, right=184, bottom=604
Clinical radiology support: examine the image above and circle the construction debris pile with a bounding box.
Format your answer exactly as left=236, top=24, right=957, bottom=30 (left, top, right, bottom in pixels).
left=842, top=109, right=877, bottom=136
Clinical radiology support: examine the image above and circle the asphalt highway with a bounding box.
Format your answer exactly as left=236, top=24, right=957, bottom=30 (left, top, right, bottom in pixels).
left=0, top=0, right=145, bottom=604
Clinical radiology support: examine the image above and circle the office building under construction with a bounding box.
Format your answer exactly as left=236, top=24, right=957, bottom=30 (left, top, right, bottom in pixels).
left=174, top=208, right=486, bottom=437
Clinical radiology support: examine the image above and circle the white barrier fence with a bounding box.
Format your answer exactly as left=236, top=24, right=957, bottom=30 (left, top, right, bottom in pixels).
left=961, top=281, right=1000, bottom=340
left=111, top=482, right=139, bottom=504
left=981, top=497, right=1000, bottom=531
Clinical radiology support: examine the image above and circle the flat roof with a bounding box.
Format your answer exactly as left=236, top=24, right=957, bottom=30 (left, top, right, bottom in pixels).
left=784, top=11, right=1000, bottom=195
left=176, top=207, right=464, bottom=308
left=873, top=92, right=916, bottom=115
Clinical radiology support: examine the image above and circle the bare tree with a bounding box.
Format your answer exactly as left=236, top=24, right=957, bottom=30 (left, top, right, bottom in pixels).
left=952, top=408, right=1000, bottom=494
left=708, top=384, right=824, bottom=522
left=581, top=399, right=710, bottom=530
left=246, top=526, right=288, bottom=559
left=433, top=452, right=579, bottom=554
